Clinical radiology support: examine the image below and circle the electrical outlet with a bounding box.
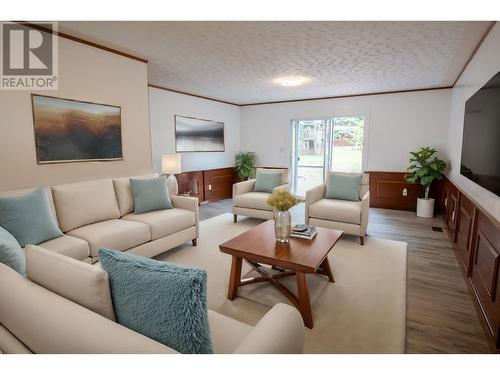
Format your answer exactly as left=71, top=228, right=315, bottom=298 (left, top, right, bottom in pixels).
left=209, top=184, right=212, bottom=191
left=402, top=188, right=408, bottom=197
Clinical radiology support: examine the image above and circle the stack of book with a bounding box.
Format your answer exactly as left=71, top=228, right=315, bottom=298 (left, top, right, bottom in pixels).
left=291, top=225, right=318, bottom=240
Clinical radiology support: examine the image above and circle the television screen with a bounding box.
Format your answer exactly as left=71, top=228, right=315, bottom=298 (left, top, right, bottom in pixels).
left=460, top=71, right=500, bottom=197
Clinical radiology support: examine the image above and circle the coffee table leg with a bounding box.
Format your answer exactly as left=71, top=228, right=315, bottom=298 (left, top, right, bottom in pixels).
left=296, top=272, right=313, bottom=329
left=320, top=257, right=335, bottom=283
left=228, top=256, right=242, bottom=300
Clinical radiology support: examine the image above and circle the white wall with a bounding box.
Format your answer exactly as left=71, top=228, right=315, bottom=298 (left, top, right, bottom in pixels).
left=446, top=23, right=500, bottom=222
left=0, top=37, right=152, bottom=191
left=149, top=87, right=240, bottom=173
left=240, top=90, right=451, bottom=171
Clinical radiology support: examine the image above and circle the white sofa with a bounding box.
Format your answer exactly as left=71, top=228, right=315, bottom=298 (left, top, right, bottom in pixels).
left=0, top=174, right=199, bottom=264
left=0, top=246, right=305, bottom=354
left=232, top=168, right=289, bottom=222
left=305, top=172, right=370, bottom=245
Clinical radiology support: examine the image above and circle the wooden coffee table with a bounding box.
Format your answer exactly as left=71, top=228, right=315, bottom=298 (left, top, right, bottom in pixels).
left=219, top=220, right=342, bottom=328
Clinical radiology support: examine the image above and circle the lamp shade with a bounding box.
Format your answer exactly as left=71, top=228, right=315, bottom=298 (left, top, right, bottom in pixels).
left=161, top=154, right=181, bottom=175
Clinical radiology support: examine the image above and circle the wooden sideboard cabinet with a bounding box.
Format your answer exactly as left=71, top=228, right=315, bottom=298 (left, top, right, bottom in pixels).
left=175, top=167, right=236, bottom=204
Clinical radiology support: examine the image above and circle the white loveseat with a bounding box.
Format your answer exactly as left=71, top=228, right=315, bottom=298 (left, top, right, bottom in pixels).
left=0, top=174, right=199, bottom=264
left=0, top=246, right=305, bottom=354
left=232, top=168, right=289, bottom=222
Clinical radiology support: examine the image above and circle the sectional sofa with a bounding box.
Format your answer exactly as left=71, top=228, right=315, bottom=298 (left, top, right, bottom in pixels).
left=0, top=174, right=199, bottom=264
left=0, top=175, right=306, bottom=354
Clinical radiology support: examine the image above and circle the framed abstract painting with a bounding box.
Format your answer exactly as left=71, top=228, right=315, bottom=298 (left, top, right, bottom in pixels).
left=175, top=115, right=225, bottom=152
left=31, top=94, right=123, bottom=164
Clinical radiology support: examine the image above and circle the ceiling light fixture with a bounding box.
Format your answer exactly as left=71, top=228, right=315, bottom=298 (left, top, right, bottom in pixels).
left=276, top=76, right=308, bottom=87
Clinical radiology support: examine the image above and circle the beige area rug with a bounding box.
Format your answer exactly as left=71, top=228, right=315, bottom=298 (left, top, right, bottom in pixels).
left=156, top=213, right=407, bottom=353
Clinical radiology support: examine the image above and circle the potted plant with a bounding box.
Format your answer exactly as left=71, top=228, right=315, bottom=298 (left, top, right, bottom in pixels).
left=267, top=191, right=301, bottom=243
left=234, top=152, right=256, bottom=181
left=405, top=147, right=447, bottom=218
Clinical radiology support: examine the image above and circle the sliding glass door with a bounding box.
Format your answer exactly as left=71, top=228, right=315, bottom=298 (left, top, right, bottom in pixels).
left=291, top=116, right=365, bottom=197
left=330, top=116, right=365, bottom=173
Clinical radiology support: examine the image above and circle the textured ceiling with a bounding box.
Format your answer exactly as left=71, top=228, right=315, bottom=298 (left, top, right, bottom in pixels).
left=59, top=21, right=491, bottom=105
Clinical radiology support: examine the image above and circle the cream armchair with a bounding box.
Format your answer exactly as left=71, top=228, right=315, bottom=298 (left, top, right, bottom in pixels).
left=305, top=172, right=370, bottom=245
left=233, top=168, right=289, bottom=222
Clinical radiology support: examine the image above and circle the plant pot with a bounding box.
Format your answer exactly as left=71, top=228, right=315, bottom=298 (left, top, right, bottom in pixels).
left=416, top=198, right=435, bottom=218
left=274, top=210, right=291, bottom=243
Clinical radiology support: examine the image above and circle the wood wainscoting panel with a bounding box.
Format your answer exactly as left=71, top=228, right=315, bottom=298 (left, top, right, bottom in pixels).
left=443, top=176, right=500, bottom=350
left=204, top=167, right=236, bottom=202
left=456, top=193, right=477, bottom=273
left=446, top=185, right=460, bottom=241
left=470, top=210, right=500, bottom=345
left=368, top=171, right=424, bottom=211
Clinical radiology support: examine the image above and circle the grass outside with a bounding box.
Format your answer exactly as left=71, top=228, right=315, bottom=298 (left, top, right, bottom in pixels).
left=298, top=147, right=362, bottom=171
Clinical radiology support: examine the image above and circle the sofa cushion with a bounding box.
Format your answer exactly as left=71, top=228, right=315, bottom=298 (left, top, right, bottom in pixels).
left=208, top=310, right=251, bottom=354
left=123, top=208, right=195, bottom=241
left=113, top=174, right=158, bottom=217
left=254, top=171, right=282, bottom=193
left=37, top=235, right=90, bottom=261
left=67, top=219, right=150, bottom=257
left=256, top=168, right=288, bottom=185
left=0, top=187, right=63, bottom=247
left=325, top=172, right=369, bottom=200
left=98, top=248, right=213, bottom=354
left=130, top=176, right=172, bottom=214
left=309, top=198, right=362, bottom=224
left=0, top=187, right=58, bottom=225
left=325, top=172, right=362, bottom=201
left=0, top=226, right=26, bottom=276
left=25, top=245, right=115, bottom=321
left=51, top=179, right=120, bottom=233
left=233, top=192, right=273, bottom=211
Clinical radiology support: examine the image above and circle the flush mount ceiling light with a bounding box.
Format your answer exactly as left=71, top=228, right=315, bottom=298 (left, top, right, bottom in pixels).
left=275, top=76, right=309, bottom=87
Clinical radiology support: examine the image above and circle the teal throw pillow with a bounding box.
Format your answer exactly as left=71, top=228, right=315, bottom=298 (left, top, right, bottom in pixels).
left=254, top=171, right=282, bottom=193
left=325, top=172, right=363, bottom=201
left=0, top=226, right=26, bottom=276
left=0, top=187, right=63, bottom=247
left=98, top=248, right=213, bottom=354
left=130, top=176, right=173, bottom=214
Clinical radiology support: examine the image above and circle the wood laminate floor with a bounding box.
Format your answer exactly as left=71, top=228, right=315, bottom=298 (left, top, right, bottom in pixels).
left=199, top=200, right=492, bottom=354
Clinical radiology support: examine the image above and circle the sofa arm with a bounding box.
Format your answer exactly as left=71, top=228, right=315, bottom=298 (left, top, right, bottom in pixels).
left=272, top=183, right=290, bottom=193
left=305, top=184, right=326, bottom=223
left=233, top=179, right=255, bottom=197
left=360, top=191, right=370, bottom=236
left=170, top=196, right=199, bottom=237
left=232, top=303, right=304, bottom=354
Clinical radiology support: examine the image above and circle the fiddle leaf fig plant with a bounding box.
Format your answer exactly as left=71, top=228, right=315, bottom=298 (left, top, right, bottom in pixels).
left=405, top=147, right=447, bottom=199
left=234, top=152, right=256, bottom=181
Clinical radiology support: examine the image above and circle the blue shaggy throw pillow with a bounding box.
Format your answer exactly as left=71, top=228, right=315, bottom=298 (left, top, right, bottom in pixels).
left=97, top=248, right=213, bottom=354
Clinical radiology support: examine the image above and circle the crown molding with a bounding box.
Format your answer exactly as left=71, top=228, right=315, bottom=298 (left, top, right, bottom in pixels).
left=15, top=21, right=148, bottom=64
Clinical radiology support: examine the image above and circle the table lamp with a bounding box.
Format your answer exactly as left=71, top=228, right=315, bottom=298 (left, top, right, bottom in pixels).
left=162, top=154, right=181, bottom=196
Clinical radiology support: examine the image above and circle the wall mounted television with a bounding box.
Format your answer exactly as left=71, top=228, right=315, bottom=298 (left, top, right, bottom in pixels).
left=460, top=71, right=500, bottom=197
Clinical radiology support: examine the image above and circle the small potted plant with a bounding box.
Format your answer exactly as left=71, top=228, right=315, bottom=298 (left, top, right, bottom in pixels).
left=267, top=191, right=301, bottom=243
left=405, top=147, right=447, bottom=218
left=234, top=152, right=256, bottom=181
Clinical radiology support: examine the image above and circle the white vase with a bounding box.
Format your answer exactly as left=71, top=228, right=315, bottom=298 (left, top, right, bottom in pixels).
left=416, top=198, right=435, bottom=218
